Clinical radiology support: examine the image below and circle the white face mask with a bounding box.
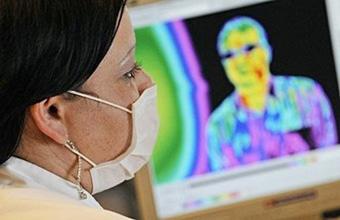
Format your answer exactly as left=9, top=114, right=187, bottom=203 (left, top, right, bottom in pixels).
left=65, top=85, right=159, bottom=194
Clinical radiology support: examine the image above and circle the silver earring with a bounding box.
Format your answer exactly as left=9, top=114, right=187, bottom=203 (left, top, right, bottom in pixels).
left=65, top=140, right=87, bottom=200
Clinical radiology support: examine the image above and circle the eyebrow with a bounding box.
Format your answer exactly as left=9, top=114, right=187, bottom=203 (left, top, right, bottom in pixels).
left=119, top=44, right=136, bottom=66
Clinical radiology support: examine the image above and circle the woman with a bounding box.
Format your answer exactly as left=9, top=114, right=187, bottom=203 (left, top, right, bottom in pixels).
left=0, top=0, right=159, bottom=219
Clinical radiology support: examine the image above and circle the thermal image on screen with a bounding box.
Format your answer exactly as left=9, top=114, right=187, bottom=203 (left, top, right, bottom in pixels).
left=135, top=17, right=338, bottom=184
left=207, top=17, right=338, bottom=171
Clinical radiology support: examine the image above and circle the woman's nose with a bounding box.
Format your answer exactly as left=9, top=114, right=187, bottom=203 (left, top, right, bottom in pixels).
left=136, top=69, right=154, bottom=95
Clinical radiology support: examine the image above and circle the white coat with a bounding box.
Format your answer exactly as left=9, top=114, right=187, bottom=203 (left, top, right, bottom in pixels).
left=0, top=157, right=132, bottom=220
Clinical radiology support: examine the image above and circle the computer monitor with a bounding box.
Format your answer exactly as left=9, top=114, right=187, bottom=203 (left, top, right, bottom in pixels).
left=130, top=0, right=340, bottom=219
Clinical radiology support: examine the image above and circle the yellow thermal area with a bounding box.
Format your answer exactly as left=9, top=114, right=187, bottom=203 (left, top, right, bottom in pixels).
left=222, top=28, right=270, bottom=97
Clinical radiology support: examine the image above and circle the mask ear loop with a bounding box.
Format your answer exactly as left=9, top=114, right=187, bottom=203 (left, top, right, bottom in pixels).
left=64, top=140, right=89, bottom=200
left=68, top=90, right=132, bottom=114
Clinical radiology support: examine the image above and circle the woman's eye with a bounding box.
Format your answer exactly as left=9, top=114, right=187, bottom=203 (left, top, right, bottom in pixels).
left=123, top=62, right=142, bottom=80
left=125, top=72, right=135, bottom=79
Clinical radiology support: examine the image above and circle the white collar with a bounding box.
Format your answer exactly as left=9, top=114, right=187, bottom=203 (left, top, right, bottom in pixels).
left=0, top=156, right=102, bottom=209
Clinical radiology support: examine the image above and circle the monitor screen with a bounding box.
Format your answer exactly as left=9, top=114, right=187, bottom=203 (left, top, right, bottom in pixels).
left=130, top=0, right=340, bottom=218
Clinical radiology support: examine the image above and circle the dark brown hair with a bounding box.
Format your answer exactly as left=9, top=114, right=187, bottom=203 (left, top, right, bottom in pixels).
left=0, top=0, right=126, bottom=164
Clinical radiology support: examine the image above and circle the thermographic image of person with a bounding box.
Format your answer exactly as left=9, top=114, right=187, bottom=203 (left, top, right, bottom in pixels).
left=206, top=16, right=338, bottom=171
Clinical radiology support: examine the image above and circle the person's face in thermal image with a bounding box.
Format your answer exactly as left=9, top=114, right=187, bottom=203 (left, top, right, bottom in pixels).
left=220, top=25, right=271, bottom=98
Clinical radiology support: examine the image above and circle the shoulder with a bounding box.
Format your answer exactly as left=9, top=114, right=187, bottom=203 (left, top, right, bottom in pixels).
left=273, top=75, right=321, bottom=94
left=209, top=95, right=237, bottom=123
left=0, top=188, right=132, bottom=220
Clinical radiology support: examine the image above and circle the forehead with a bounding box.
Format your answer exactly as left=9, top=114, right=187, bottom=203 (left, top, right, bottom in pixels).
left=80, top=10, right=135, bottom=89
left=224, top=27, right=261, bottom=50
left=106, top=11, right=135, bottom=66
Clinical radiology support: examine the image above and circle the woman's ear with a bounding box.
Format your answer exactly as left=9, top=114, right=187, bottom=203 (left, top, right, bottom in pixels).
left=29, top=96, right=68, bottom=144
